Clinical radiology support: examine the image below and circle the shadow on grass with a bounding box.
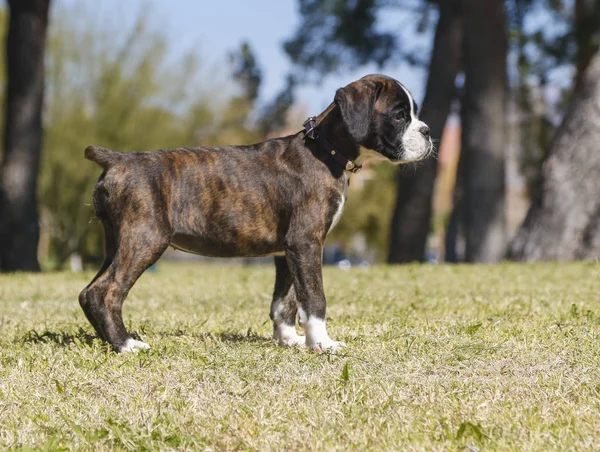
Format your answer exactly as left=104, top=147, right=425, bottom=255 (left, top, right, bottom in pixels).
left=21, top=328, right=271, bottom=348
left=155, top=329, right=271, bottom=344
left=214, top=331, right=270, bottom=344
left=20, top=328, right=98, bottom=347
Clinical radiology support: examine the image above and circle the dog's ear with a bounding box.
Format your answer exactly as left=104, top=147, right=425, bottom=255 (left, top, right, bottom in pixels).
left=334, top=81, right=383, bottom=144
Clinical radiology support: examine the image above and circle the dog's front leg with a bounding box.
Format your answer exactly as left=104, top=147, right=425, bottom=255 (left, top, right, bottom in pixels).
left=270, top=256, right=305, bottom=346
left=284, top=241, right=345, bottom=352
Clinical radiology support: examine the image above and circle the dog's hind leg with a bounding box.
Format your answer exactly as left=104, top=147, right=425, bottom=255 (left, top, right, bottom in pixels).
left=270, top=256, right=305, bottom=346
left=79, top=218, right=117, bottom=339
left=81, top=220, right=169, bottom=352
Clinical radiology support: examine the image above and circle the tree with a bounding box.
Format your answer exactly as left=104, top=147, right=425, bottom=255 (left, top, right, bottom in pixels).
left=574, top=0, right=600, bottom=90
left=257, top=74, right=296, bottom=137
left=457, top=0, right=508, bottom=262
left=388, top=0, right=463, bottom=263
left=0, top=0, right=50, bottom=272
left=218, top=41, right=264, bottom=145
left=508, top=13, right=600, bottom=260
left=283, top=0, right=400, bottom=79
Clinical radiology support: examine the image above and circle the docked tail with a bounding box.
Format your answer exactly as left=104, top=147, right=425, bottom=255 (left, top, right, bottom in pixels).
left=84, top=145, right=125, bottom=170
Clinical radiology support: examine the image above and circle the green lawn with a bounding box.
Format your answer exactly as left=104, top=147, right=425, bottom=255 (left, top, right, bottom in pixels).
left=1, top=262, right=600, bottom=450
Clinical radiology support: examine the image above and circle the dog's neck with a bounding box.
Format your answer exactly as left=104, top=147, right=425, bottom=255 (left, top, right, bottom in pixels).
left=314, top=103, right=361, bottom=164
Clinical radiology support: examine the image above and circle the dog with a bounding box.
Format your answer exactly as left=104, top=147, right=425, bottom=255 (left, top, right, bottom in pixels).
left=79, top=74, right=433, bottom=353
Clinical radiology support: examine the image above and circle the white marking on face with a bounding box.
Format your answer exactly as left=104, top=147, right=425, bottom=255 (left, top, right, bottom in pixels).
left=304, top=317, right=346, bottom=352
left=119, top=338, right=150, bottom=353
left=328, top=173, right=349, bottom=234
left=397, top=82, right=432, bottom=161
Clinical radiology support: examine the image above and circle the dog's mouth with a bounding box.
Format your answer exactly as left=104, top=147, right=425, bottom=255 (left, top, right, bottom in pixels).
left=391, top=139, right=434, bottom=164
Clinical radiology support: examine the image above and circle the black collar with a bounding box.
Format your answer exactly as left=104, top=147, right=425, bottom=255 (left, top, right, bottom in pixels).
left=302, top=117, right=361, bottom=174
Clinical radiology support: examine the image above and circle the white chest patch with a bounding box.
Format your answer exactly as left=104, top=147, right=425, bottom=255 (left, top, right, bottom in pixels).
left=328, top=175, right=349, bottom=234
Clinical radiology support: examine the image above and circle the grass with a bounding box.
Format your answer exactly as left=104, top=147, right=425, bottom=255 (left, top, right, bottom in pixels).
left=1, top=262, right=600, bottom=450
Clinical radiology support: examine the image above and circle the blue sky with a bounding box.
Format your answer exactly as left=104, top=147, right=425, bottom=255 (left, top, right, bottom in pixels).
left=56, top=0, right=428, bottom=116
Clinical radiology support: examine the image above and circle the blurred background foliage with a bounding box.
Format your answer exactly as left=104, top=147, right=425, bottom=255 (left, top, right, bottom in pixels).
left=1, top=0, right=599, bottom=270
left=24, top=4, right=273, bottom=268
left=40, top=6, right=219, bottom=267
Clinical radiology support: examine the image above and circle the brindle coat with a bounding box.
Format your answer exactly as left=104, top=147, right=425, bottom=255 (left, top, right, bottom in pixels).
left=79, top=74, right=432, bottom=352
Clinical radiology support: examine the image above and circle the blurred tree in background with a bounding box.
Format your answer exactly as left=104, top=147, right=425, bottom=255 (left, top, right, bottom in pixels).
left=284, top=0, right=598, bottom=263
left=0, top=0, right=50, bottom=272
left=256, top=74, right=296, bottom=137
left=217, top=41, right=263, bottom=145
left=389, top=0, right=462, bottom=263
left=458, top=0, right=508, bottom=262
left=510, top=0, right=574, bottom=197
left=509, top=0, right=600, bottom=260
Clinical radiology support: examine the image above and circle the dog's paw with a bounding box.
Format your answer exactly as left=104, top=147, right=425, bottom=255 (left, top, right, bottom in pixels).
left=279, top=334, right=306, bottom=347
left=308, top=339, right=346, bottom=353
left=119, top=338, right=150, bottom=353
left=274, top=324, right=306, bottom=347
left=304, top=317, right=345, bottom=352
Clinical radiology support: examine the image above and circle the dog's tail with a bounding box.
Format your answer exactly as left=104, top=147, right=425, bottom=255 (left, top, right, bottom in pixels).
left=84, top=145, right=126, bottom=170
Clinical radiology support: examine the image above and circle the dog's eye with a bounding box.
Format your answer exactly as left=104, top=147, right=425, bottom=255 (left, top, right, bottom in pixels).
left=394, top=110, right=408, bottom=121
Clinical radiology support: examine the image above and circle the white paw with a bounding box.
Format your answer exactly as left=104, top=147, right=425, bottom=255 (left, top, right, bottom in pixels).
left=119, top=338, right=150, bottom=353
left=279, top=334, right=306, bottom=347
left=307, top=339, right=346, bottom=353
left=274, top=323, right=306, bottom=347
left=304, top=317, right=345, bottom=352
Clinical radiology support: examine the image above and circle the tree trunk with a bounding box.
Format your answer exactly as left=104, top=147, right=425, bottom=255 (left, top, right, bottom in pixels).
left=508, top=50, right=600, bottom=261
left=573, top=0, right=600, bottom=91
left=0, top=0, right=50, bottom=272
left=458, top=0, right=507, bottom=263
left=387, top=0, right=463, bottom=263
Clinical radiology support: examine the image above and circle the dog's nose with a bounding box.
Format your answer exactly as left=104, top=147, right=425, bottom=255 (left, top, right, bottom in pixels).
left=419, top=125, right=430, bottom=138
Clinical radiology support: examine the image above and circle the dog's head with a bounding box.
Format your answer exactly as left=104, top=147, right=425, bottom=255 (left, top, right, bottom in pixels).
left=334, top=74, right=433, bottom=163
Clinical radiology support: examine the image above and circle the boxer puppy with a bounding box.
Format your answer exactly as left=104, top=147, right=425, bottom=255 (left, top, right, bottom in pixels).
left=79, top=74, right=432, bottom=353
